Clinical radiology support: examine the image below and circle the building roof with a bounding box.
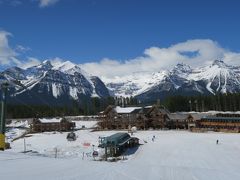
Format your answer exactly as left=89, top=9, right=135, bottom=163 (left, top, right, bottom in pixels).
left=115, top=106, right=141, bottom=114
left=101, top=133, right=132, bottom=147
left=216, top=113, right=240, bottom=117
left=167, top=112, right=213, bottom=121
left=190, top=113, right=211, bottom=120
left=104, top=105, right=170, bottom=115
left=38, top=118, right=63, bottom=123
left=159, top=108, right=170, bottom=114
left=201, top=116, right=240, bottom=122
left=144, top=105, right=153, bottom=108
left=144, top=105, right=169, bottom=115
left=167, top=113, right=189, bottom=121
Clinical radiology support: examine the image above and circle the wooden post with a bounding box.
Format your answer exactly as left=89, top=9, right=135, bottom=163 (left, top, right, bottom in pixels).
left=105, top=146, right=107, bottom=161
left=54, top=147, right=58, bottom=158
left=23, top=137, right=26, bottom=152
left=82, top=152, right=85, bottom=160
left=0, top=82, right=8, bottom=151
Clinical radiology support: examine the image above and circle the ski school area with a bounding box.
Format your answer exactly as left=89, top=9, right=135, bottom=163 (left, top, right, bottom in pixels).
left=1, top=120, right=240, bottom=180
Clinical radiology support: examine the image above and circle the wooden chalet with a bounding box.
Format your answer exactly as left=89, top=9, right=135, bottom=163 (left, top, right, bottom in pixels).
left=143, top=105, right=169, bottom=129
left=166, top=113, right=209, bottom=129
left=98, top=105, right=169, bottom=130
left=166, top=113, right=189, bottom=129
left=98, top=105, right=141, bottom=129
left=30, top=117, right=75, bottom=133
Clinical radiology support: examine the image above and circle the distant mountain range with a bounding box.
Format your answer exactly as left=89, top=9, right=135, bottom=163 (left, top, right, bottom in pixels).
left=1, top=60, right=240, bottom=105
left=105, top=60, right=240, bottom=102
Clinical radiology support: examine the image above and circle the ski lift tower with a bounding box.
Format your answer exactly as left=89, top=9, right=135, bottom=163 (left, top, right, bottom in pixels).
left=0, top=82, right=9, bottom=151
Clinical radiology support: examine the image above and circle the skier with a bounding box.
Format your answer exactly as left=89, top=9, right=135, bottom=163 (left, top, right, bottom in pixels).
left=216, top=139, right=219, bottom=144
left=82, top=152, right=85, bottom=160
left=152, top=135, right=155, bottom=142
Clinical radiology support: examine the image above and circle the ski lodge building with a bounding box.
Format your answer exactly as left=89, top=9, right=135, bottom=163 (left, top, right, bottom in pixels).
left=99, top=105, right=240, bottom=132
left=30, top=117, right=75, bottom=132
left=98, top=105, right=207, bottom=130
left=98, top=105, right=170, bottom=130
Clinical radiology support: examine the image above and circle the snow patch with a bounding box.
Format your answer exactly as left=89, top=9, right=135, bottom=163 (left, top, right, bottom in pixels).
left=52, top=83, right=63, bottom=98
left=39, top=118, right=63, bottom=123
left=69, top=86, right=78, bottom=100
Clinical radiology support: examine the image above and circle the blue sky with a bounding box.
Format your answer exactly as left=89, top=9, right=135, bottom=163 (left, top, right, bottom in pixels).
left=0, top=0, right=240, bottom=76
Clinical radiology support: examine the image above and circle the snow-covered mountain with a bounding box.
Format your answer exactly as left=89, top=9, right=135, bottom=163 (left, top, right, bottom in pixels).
left=188, top=60, right=240, bottom=94
left=1, top=59, right=240, bottom=105
left=104, top=60, right=240, bottom=102
left=104, top=71, right=168, bottom=97
left=0, top=60, right=110, bottom=105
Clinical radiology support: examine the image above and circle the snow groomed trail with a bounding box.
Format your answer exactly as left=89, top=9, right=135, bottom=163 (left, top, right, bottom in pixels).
left=1, top=130, right=240, bottom=180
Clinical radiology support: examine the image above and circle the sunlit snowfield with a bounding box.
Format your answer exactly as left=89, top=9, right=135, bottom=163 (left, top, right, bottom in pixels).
left=1, top=121, right=240, bottom=180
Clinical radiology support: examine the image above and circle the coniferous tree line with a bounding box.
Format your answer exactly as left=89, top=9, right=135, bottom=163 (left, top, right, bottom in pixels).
left=5, top=97, right=116, bottom=118
left=6, top=92, right=240, bottom=118
left=162, top=93, right=240, bottom=112
left=114, top=96, right=139, bottom=107
left=5, top=96, right=140, bottom=118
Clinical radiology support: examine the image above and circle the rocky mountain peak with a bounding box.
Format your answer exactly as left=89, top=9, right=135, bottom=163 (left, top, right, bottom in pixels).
left=38, top=60, right=53, bottom=69
left=171, top=62, right=192, bottom=76
left=211, top=60, right=227, bottom=67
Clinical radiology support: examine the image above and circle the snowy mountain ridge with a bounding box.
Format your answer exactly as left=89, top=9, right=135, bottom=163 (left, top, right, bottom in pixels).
left=104, top=60, right=240, bottom=100
left=1, top=59, right=240, bottom=105
left=0, top=60, right=110, bottom=105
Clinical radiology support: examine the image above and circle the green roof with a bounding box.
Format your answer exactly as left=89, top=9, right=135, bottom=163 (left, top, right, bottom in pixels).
left=101, top=133, right=131, bottom=147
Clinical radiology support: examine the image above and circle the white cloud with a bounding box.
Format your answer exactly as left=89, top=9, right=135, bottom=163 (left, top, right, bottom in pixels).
left=0, top=30, right=64, bottom=70
left=49, top=57, right=64, bottom=66
left=0, top=30, right=18, bottom=65
left=38, top=0, right=59, bottom=8
left=19, top=57, right=41, bottom=69
left=0, top=0, right=59, bottom=8
left=0, top=30, right=40, bottom=69
left=16, top=45, right=31, bottom=53
left=4, top=56, right=41, bottom=69
left=1, top=30, right=240, bottom=80
left=81, top=39, right=240, bottom=79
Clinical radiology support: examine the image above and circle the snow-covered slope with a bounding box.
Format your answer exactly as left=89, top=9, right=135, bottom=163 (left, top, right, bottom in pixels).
left=105, top=60, right=240, bottom=100
left=1, top=61, right=110, bottom=105
left=2, top=129, right=240, bottom=180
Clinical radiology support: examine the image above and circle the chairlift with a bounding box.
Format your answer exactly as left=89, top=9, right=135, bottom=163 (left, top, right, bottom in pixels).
left=92, top=150, right=98, bottom=157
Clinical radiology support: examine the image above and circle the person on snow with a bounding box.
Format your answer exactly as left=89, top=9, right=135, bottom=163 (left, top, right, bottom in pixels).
left=152, top=135, right=155, bottom=142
